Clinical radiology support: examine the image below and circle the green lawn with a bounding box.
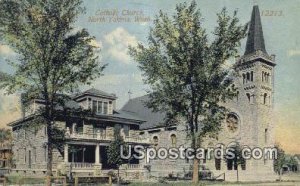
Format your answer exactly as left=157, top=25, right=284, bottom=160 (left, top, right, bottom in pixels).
left=128, top=180, right=300, bottom=186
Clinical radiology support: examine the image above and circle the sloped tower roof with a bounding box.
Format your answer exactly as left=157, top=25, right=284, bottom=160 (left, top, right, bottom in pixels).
left=244, top=5, right=267, bottom=55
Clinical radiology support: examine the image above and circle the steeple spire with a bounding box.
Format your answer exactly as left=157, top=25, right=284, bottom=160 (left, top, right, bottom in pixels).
left=244, top=5, right=267, bottom=55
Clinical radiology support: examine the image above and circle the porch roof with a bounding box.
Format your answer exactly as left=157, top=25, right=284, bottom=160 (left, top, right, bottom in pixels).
left=7, top=109, right=145, bottom=127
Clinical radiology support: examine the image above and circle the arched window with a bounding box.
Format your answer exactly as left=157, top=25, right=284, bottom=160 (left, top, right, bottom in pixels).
left=243, top=74, right=246, bottom=84
left=264, top=72, right=267, bottom=82
left=246, top=93, right=251, bottom=103
left=265, top=128, right=268, bottom=144
left=246, top=72, right=250, bottom=82
left=262, top=71, right=264, bottom=82
left=236, top=91, right=239, bottom=101
left=153, top=136, right=158, bottom=147
left=263, top=93, right=267, bottom=105
left=170, top=134, right=176, bottom=147
left=250, top=71, right=253, bottom=81
left=215, top=157, right=221, bottom=170
left=241, top=159, right=246, bottom=170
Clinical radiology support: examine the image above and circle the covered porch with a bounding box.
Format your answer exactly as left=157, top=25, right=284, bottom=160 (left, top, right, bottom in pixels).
left=63, top=143, right=140, bottom=170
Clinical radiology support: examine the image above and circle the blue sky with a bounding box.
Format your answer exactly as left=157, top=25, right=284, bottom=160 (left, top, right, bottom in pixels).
left=0, top=0, right=299, bottom=153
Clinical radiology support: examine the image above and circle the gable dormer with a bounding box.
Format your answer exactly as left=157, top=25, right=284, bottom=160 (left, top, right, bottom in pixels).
left=73, top=88, right=117, bottom=115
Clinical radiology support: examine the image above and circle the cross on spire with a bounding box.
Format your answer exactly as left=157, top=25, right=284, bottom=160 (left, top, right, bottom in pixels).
left=128, top=90, right=133, bottom=100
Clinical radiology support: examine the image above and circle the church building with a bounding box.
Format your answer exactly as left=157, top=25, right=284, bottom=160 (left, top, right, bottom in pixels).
left=121, top=5, right=277, bottom=181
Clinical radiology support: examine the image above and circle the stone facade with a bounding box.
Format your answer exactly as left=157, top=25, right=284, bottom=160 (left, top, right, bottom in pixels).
left=123, top=5, right=277, bottom=182
left=9, top=89, right=151, bottom=179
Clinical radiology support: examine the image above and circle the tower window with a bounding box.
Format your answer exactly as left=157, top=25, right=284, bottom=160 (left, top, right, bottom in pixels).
left=236, top=91, right=239, bottom=101
left=170, top=134, right=177, bottom=147
left=250, top=71, right=253, bottom=81
left=153, top=136, right=158, bottom=147
left=24, top=148, right=26, bottom=163
left=263, top=93, right=267, bottom=105
left=44, top=146, right=47, bottom=162
left=265, top=128, right=268, bottom=144
left=246, top=93, right=251, bottom=103
left=16, top=149, right=19, bottom=161
left=33, top=147, right=36, bottom=163
left=243, top=74, right=246, bottom=84
left=203, top=149, right=208, bottom=164
left=263, top=72, right=270, bottom=83
left=246, top=72, right=250, bottom=82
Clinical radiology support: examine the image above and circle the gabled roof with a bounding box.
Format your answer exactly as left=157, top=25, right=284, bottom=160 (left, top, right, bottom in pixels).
left=244, top=5, right=267, bottom=55
left=121, top=95, right=166, bottom=130
left=73, top=88, right=117, bottom=100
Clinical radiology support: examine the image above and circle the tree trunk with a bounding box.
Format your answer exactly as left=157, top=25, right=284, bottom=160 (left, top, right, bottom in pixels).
left=279, top=168, right=282, bottom=181
left=236, top=166, right=239, bottom=182
left=46, top=120, right=53, bottom=186
left=192, top=158, right=199, bottom=183
left=117, top=166, right=120, bottom=185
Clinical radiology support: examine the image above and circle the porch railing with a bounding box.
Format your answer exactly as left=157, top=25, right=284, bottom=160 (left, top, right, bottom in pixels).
left=71, top=162, right=94, bottom=169
left=120, top=164, right=144, bottom=169
left=67, top=132, right=151, bottom=143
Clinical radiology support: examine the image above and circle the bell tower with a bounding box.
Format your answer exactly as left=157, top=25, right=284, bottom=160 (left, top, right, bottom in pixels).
left=235, top=5, right=276, bottom=173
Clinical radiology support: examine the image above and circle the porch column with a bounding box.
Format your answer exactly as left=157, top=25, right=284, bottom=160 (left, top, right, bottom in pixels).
left=95, top=144, right=100, bottom=164
left=94, top=144, right=102, bottom=176
left=64, top=144, right=68, bottom=163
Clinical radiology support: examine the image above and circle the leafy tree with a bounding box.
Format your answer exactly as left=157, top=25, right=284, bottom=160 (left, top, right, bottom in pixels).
left=0, top=128, right=11, bottom=143
left=287, top=156, right=298, bottom=172
left=129, top=1, right=247, bottom=183
left=0, top=0, right=105, bottom=181
left=274, top=144, right=286, bottom=180
left=107, top=127, right=128, bottom=184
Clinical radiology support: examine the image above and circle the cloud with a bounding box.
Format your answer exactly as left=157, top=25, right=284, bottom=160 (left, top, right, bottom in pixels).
left=103, top=27, right=139, bottom=64
left=93, top=73, right=143, bottom=86
left=0, top=45, right=15, bottom=56
left=287, top=49, right=300, bottom=57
